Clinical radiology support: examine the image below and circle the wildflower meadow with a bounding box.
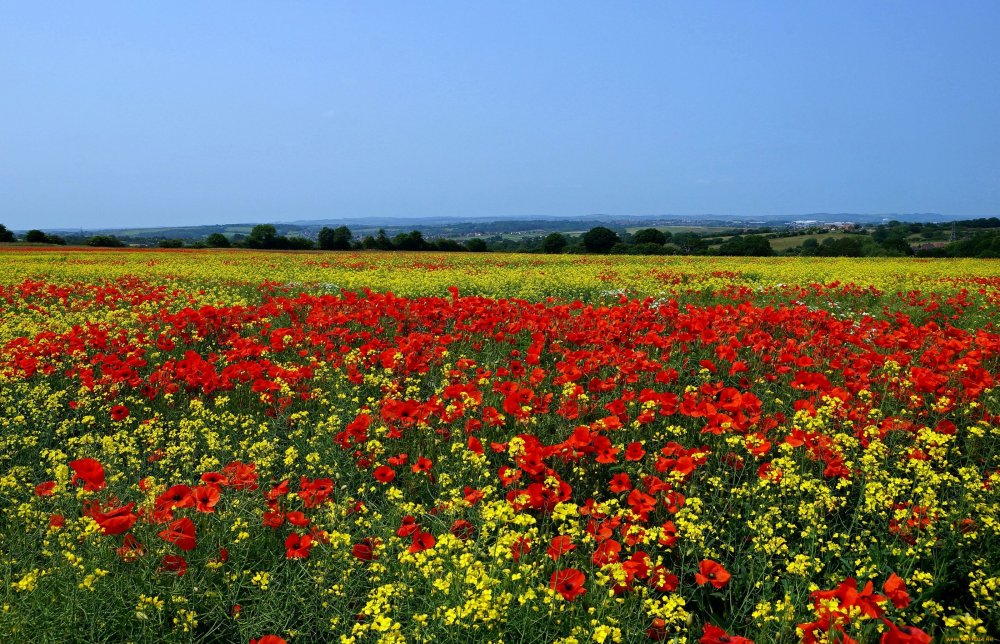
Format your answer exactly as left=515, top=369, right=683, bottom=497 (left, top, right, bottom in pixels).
left=1, top=248, right=998, bottom=643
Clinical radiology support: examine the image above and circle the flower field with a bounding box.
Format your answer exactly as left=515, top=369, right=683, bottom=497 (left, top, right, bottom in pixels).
left=1, top=248, right=999, bottom=643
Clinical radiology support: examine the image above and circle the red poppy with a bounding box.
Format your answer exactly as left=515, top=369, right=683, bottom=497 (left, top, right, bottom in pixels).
left=550, top=568, right=587, bottom=601
left=625, top=441, right=646, bottom=461
left=110, top=405, right=130, bottom=421
left=882, top=573, right=910, bottom=609
left=511, top=536, right=531, bottom=562
left=158, top=517, right=197, bottom=551
left=69, top=458, right=106, bottom=491
left=192, top=484, right=220, bottom=513
left=373, top=465, right=396, bottom=483
left=547, top=535, right=576, bottom=561
left=201, top=471, right=229, bottom=487
left=695, top=559, right=731, bottom=589
left=609, top=473, right=632, bottom=493
left=155, top=485, right=195, bottom=512
left=221, top=461, right=258, bottom=491
left=880, top=620, right=931, bottom=644
left=93, top=502, right=139, bottom=536
left=34, top=481, right=56, bottom=496
left=250, top=637, right=287, bottom=644
left=262, top=479, right=289, bottom=502
left=159, top=554, right=187, bottom=576
left=700, top=623, right=754, bottom=644
left=116, top=534, right=146, bottom=563
left=408, top=531, right=436, bottom=553
left=411, top=456, right=433, bottom=473
left=352, top=538, right=378, bottom=562
left=647, top=618, right=668, bottom=641
left=649, top=565, right=679, bottom=592
left=285, top=533, right=313, bottom=559
left=49, top=514, right=65, bottom=529
left=286, top=511, right=310, bottom=527
left=450, top=519, right=475, bottom=540
left=263, top=510, right=284, bottom=529
left=396, top=516, right=419, bottom=537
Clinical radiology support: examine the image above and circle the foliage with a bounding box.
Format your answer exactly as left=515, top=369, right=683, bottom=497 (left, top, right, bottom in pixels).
left=318, top=226, right=353, bottom=251
left=205, top=233, right=231, bottom=248
left=582, top=226, right=621, bottom=253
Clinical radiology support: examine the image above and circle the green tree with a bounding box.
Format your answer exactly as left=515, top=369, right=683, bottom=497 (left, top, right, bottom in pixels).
left=318, top=226, right=353, bottom=250
left=542, top=233, right=568, bottom=254
left=25, top=229, right=48, bottom=243
left=0, top=224, right=15, bottom=242
left=632, top=228, right=667, bottom=245
left=465, top=238, right=488, bottom=252
left=582, top=227, right=620, bottom=253
left=393, top=230, right=428, bottom=251
left=87, top=235, right=125, bottom=247
left=246, top=224, right=279, bottom=249
left=205, top=233, right=231, bottom=248
left=717, top=235, right=774, bottom=256
left=672, top=232, right=708, bottom=254
left=374, top=229, right=394, bottom=250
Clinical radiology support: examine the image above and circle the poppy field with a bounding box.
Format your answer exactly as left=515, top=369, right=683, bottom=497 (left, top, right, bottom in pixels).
left=1, top=248, right=999, bottom=643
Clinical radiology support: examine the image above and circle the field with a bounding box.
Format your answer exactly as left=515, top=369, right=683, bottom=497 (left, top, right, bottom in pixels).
left=1, top=248, right=998, bottom=643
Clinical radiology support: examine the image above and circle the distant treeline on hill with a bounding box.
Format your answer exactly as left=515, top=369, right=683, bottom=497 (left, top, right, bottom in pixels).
left=3, top=218, right=1000, bottom=257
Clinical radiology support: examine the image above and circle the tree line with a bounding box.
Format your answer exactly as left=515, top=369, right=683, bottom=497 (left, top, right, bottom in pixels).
left=3, top=218, right=1000, bottom=257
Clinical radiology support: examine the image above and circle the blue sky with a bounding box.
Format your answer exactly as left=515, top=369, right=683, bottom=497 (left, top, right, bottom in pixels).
left=2, top=2, right=999, bottom=230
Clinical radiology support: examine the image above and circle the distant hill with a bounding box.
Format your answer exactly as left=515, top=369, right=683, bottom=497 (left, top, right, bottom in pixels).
left=27, top=212, right=977, bottom=241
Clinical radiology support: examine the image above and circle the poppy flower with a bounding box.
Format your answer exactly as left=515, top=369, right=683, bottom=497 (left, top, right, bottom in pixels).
left=285, top=533, right=313, bottom=559
left=550, top=568, right=587, bottom=601
left=116, top=534, right=146, bottom=563
left=396, top=516, right=419, bottom=538
left=250, top=637, right=287, bottom=644
left=221, top=461, right=259, bottom=491
left=408, top=531, right=436, bottom=553
left=647, top=618, right=668, bottom=641
left=700, top=623, right=754, bottom=644
left=49, top=514, right=65, bottom=529
left=882, top=573, right=910, bottom=609
left=649, top=565, right=679, bottom=592
left=510, top=536, right=531, bottom=562
left=263, top=510, right=284, bottom=529
left=450, top=519, right=475, bottom=540
left=411, top=456, right=433, bottom=473
left=201, top=471, right=229, bottom=487
left=69, top=458, right=106, bottom=491
left=695, top=559, right=731, bottom=589
left=159, top=554, right=187, bottom=576
left=625, top=441, right=646, bottom=461
left=373, top=465, right=396, bottom=483
left=352, top=538, right=378, bottom=562
left=34, top=481, right=56, bottom=496
left=158, top=517, right=197, bottom=551
left=286, top=511, right=310, bottom=527
left=880, top=620, right=931, bottom=644
left=155, top=485, right=195, bottom=512
left=609, top=473, right=632, bottom=493
left=110, top=405, right=130, bottom=421
left=192, top=484, right=220, bottom=513
left=93, top=502, right=139, bottom=536
left=462, top=486, right=484, bottom=505
left=547, top=535, right=576, bottom=560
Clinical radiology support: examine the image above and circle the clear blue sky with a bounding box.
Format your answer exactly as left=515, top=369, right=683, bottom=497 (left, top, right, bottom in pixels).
left=2, top=2, right=999, bottom=230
